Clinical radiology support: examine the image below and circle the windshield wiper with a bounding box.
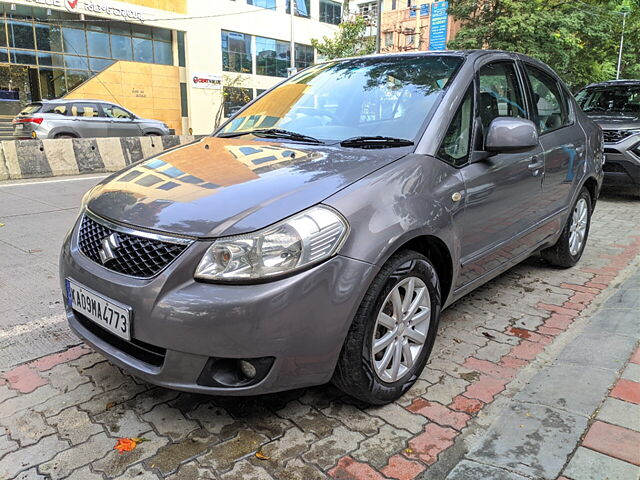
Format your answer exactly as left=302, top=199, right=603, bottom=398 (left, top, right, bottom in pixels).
left=218, top=128, right=323, bottom=144
left=340, top=136, right=414, bottom=149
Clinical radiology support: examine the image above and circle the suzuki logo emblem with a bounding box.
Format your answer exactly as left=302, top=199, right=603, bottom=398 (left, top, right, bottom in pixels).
left=99, top=233, right=120, bottom=264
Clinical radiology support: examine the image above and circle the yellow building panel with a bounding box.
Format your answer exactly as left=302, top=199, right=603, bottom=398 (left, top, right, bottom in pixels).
left=151, top=64, right=180, bottom=78
left=65, top=60, right=183, bottom=133
left=150, top=75, right=179, bottom=88
left=120, top=0, right=186, bottom=14
left=120, top=62, right=152, bottom=75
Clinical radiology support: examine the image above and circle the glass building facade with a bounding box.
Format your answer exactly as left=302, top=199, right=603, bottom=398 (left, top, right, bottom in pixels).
left=0, top=3, right=174, bottom=111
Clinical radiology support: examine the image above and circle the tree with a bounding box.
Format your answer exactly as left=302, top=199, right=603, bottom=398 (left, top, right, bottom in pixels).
left=448, top=0, right=639, bottom=89
left=311, top=16, right=375, bottom=60
left=213, top=74, right=251, bottom=129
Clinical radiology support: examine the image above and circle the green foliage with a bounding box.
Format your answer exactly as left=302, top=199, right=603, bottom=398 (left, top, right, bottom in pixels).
left=448, top=0, right=640, bottom=89
left=311, top=16, right=376, bottom=60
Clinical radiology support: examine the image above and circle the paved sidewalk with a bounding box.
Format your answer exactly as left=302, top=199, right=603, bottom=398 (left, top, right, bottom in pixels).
left=0, top=187, right=639, bottom=480
left=442, top=270, right=640, bottom=480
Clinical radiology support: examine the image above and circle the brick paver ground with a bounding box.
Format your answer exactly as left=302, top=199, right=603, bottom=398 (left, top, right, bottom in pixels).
left=1, top=192, right=639, bottom=480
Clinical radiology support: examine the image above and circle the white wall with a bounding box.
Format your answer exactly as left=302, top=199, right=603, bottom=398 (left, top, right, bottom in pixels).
left=178, top=0, right=339, bottom=134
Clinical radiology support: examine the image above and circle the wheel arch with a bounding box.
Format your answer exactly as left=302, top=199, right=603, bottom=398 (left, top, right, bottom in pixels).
left=393, top=234, right=454, bottom=306
left=582, top=176, right=599, bottom=209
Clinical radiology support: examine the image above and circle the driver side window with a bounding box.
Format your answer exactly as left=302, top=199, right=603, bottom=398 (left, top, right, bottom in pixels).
left=478, top=62, right=528, bottom=133
left=104, top=105, right=132, bottom=120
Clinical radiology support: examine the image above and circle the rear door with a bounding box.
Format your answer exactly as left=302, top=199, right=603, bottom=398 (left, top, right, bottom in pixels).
left=102, top=104, right=142, bottom=137
left=455, top=60, right=545, bottom=289
left=522, top=63, right=586, bottom=220
left=69, top=102, right=110, bottom=138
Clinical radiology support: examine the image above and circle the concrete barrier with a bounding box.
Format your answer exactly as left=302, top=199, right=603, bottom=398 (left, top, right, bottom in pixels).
left=0, top=135, right=197, bottom=181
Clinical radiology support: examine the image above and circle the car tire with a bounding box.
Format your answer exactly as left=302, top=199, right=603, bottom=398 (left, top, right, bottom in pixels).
left=54, top=133, right=77, bottom=139
left=541, top=187, right=592, bottom=268
left=332, top=250, right=441, bottom=405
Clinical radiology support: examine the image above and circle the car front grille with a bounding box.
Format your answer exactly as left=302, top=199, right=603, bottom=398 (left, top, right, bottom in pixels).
left=602, top=129, right=635, bottom=144
left=78, top=214, right=191, bottom=278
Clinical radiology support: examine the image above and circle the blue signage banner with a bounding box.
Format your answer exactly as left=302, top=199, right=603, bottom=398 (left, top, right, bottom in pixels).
left=429, top=1, right=449, bottom=51
left=409, top=4, right=430, bottom=17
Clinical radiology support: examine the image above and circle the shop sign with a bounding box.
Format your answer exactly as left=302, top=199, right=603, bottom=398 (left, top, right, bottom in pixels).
left=428, top=1, right=449, bottom=51
left=191, top=73, right=222, bottom=90
left=23, top=0, right=147, bottom=21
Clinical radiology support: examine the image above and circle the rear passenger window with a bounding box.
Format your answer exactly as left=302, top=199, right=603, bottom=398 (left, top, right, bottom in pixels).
left=525, top=66, right=568, bottom=133
left=478, top=62, right=528, bottom=133
left=438, top=87, right=473, bottom=167
left=43, top=105, right=67, bottom=115
left=71, top=103, right=100, bottom=118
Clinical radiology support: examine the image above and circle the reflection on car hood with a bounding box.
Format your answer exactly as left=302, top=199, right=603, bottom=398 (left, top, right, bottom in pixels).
left=87, top=136, right=409, bottom=237
left=586, top=113, right=640, bottom=130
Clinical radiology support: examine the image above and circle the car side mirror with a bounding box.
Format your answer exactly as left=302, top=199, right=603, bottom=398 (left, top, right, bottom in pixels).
left=485, top=117, right=539, bottom=153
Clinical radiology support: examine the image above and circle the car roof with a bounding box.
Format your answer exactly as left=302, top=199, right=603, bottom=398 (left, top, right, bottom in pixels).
left=38, top=99, right=115, bottom=104
left=326, top=50, right=559, bottom=77
left=583, top=79, right=640, bottom=89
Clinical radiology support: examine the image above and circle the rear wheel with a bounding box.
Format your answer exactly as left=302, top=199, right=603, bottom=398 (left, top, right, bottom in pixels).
left=541, top=187, right=592, bottom=268
left=332, top=250, right=441, bottom=405
left=54, top=133, right=77, bottom=139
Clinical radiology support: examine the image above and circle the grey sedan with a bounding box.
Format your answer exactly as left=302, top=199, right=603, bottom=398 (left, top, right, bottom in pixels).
left=13, top=99, right=170, bottom=139
left=60, top=51, right=603, bottom=404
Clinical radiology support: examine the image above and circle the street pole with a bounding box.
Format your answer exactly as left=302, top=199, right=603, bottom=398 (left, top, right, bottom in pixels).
left=616, top=12, right=627, bottom=80
left=375, top=0, right=382, bottom=53
left=290, top=0, right=295, bottom=69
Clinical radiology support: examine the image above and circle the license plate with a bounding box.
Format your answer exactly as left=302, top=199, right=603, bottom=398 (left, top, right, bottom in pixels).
left=66, top=279, right=131, bottom=340
left=14, top=124, right=23, bottom=130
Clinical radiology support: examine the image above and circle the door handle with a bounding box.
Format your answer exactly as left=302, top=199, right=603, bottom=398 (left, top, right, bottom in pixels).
left=528, top=157, right=544, bottom=170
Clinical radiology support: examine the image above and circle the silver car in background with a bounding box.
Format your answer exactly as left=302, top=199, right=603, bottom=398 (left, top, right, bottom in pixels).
left=12, top=99, right=171, bottom=139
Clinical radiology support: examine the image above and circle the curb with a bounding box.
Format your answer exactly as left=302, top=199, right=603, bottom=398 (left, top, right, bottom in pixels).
left=0, top=135, right=197, bottom=181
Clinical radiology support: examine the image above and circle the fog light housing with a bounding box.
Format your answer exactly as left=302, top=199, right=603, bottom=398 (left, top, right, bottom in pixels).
left=197, top=356, right=274, bottom=388
left=239, top=360, right=257, bottom=379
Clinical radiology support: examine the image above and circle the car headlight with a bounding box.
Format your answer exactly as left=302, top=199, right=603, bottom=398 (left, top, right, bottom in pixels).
left=195, top=206, right=349, bottom=282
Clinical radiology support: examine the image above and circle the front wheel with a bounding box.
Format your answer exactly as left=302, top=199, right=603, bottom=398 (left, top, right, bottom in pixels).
left=332, top=250, right=441, bottom=405
left=541, top=187, right=592, bottom=268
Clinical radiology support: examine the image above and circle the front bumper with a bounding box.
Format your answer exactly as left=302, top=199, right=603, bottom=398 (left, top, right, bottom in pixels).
left=59, top=214, right=374, bottom=395
left=603, top=134, right=640, bottom=187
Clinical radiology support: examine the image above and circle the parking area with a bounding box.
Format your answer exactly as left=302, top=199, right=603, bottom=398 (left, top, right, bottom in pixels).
left=0, top=177, right=639, bottom=480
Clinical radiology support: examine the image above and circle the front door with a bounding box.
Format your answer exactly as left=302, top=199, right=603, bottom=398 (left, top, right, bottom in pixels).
left=456, top=61, right=544, bottom=290
left=102, top=104, right=142, bottom=137
left=69, top=102, right=110, bottom=137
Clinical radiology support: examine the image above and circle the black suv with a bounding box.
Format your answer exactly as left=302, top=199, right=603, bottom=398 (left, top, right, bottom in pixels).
left=576, top=80, right=640, bottom=193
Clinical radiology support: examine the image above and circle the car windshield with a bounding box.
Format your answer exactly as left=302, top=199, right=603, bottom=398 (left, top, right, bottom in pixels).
left=576, top=86, right=640, bottom=114
left=219, top=55, right=464, bottom=142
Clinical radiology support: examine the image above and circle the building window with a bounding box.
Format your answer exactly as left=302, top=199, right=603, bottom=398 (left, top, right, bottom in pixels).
left=256, top=37, right=289, bottom=78
left=358, top=2, right=377, bottom=18
left=294, top=43, right=314, bottom=70
left=384, top=32, right=393, bottom=47
left=222, top=30, right=252, bottom=73
left=0, top=10, right=174, bottom=103
left=286, top=0, right=311, bottom=17
left=223, top=86, right=253, bottom=118
left=320, top=0, right=341, bottom=25
left=248, top=0, right=276, bottom=9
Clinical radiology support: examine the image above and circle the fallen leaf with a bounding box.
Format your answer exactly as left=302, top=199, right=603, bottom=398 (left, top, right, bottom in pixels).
left=0, top=223, right=4, bottom=227
left=114, top=437, right=148, bottom=454
left=482, top=331, right=496, bottom=340
left=255, top=452, right=270, bottom=460
left=106, top=402, right=116, bottom=410
left=404, top=448, right=413, bottom=454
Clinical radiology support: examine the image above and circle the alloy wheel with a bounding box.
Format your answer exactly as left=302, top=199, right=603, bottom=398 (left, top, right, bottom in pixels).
left=371, top=277, right=431, bottom=383
left=569, top=198, right=588, bottom=256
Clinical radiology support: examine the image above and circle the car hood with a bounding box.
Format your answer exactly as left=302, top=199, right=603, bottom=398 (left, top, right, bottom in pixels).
left=586, top=112, right=640, bottom=130
left=86, top=136, right=409, bottom=238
